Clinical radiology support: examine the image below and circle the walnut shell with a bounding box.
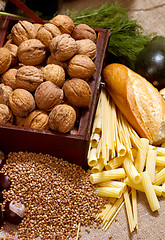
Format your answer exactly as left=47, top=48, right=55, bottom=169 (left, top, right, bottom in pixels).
left=50, top=15, right=74, bottom=35
left=16, top=66, right=44, bottom=92
left=67, top=55, right=96, bottom=80
left=43, top=64, right=65, bottom=87
left=0, top=47, right=11, bottom=74
left=34, top=81, right=64, bottom=111
left=24, top=109, right=49, bottom=130
left=76, top=39, right=97, bottom=60
left=17, top=39, right=46, bottom=66
left=49, top=34, right=77, bottom=62
left=63, top=78, right=92, bottom=107
left=33, top=23, right=43, bottom=32
left=1, top=68, right=17, bottom=89
left=11, top=20, right=37, bottom=45
left=47, top=55, right=68, bottom=70
left=9, top=89, right=35, bottom=117
left=0, top=104, right=13, bottom=124
left=37, top=23, right=61, bottom=48
left=15, top=116, right=26, bottom=127
left=4, top=43, right=18, bottom=66
left=0, top=83, right=13, bottom=105
left=49, top=104, right=76, bottom=133
left=72, top=24, right=97, bottom=42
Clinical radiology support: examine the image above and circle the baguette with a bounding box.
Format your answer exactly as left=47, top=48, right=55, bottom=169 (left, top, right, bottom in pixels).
left=103, top=63, right=165, bottom=145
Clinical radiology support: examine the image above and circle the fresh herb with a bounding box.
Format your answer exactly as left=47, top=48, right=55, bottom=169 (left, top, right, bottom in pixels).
left=67, top=1, right=153, bottom=69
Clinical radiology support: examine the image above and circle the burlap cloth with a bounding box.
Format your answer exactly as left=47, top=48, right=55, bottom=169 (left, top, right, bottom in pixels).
left=0, top=0, right=164, bottom=239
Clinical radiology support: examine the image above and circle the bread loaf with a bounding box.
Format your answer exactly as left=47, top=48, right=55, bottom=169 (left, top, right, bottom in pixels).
left=103, top=63, right=165, bottom=145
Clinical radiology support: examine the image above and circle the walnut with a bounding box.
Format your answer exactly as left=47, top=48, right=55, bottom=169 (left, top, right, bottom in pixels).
left=16, top=66, right=44, bottom=92
left=48, top=104, right=76, bottom=133
left=63, top=78, right=92, bottom=107
left=34, top=81, right=64, bottom=111
left=33, top=23, right=43, bottom=32
left=49, top=34, right=77, bottom=62
left=24, top=109, right=49, bottom=130
left=47, top=55, right=68, bottom=70
left=72, top=24, right=97, bottom=42
left=37, top=23, right=61, bottom=48
left=67, top=55, right=96, bottom=80
left=0, top=47, right=11, bottom=74
left=9, top=89, right=35, bottom=117
left=0, top=83, right=13, bottom=105
left=4, top=43, right=18, bottom=66
left=1, top=68, right=17, bottom=89
left=15, top=116, right=26, bottom=127
left=17, top=39, right=46, bottom=66
left=43, top=64, right=65, bottom=87
left=11, top=20, right=37, bottom=45
left=0, top=104, right=13, bottom=124
left=50, top=15, right=74, bottom=35
left=76, top=39, right=97, bottom=60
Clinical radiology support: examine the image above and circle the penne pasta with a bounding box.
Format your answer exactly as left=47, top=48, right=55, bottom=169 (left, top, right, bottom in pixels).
left=106, top=156, right=125, bottom=170
left=91, top=158, right=104, bottom=173
left=154, top=167, right=165, bottom=186
left=91, top=133, right=100, bottom=148
left=135, top=138, right=149, bottom=173
left=98, top=180, right=126, bottom=192
left=146, top=148, right=157, bottom=183
left=88, top=148, right=98, bottom=167
left=90, top=168, right=126, bottom=184
left=123, top=157, right=141, bottom=184
left=95, top=186, right=123, bottom=198
left=156, top=156, right=165, bottom=167
left=141, top=171, right=160, bottom=212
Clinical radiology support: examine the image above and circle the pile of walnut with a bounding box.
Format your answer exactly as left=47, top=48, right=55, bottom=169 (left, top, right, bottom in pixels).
left=0, top=15, right=97, bottom=133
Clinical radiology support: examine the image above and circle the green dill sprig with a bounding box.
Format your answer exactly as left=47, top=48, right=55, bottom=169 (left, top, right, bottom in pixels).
left=67, top=2, right=153, bottom=69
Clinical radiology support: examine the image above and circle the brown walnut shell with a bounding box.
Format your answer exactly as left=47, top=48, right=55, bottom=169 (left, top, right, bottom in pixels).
left=9, top=89, right=35, bottom=117
left=34, top=81, right=64, bottom=111
left=50, top=15, right=74, bottom=35
left=63, top=78, right=92, bottom=107
left=0, top=83, right=13, bottom=106
left=43, top=64, right=65, bottom=87
left=17, top=39, right=46, bottom=66
left=49, top=34, right=77, bottom=62
left=72, top=24, right=97, bottom=42
left=16, top=65, right=44, bottom=92
left=24, top=109, right=49, bottom=130
left=48, top=104, right=76, bottom=133
left=0, top=104, right=13, bottom=124
left=47, top=55, right=68, bottom=70
left=37, top=23, right=61, bottom=48
left=67, top=54, right=96, bottom=80
left=0, top=47, right=11, bottom=74
left=11, top=20, right=37, bottom=45
left=76, top=39, right=97, bottom=60
left=1, top=68, right=17, bottom=89
left=4, top=43, right=18, bottom=67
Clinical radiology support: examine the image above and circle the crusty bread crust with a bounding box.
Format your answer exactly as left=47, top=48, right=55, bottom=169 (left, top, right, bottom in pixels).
left=103, top=63, right=165, bottom=145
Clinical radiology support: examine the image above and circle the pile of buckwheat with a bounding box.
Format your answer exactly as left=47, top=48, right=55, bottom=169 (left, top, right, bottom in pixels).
left=1, top=152, right=107, bottom=239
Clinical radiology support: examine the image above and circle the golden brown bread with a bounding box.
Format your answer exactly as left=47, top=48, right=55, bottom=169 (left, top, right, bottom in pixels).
left=103, top=63, right=165, bottom=145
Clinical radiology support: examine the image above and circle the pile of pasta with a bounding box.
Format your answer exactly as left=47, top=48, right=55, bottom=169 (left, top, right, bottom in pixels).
left=87, top=88, right=165, bottom=232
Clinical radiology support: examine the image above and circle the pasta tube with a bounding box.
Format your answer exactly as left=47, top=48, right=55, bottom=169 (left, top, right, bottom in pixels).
left=156, top=156, right=165, bottom=167
left=90, top=168, right=126, bottom=184
left=123, top=157, right=141, bottom=184
left=146, top=149, right=157, bottom=183
left=91, top=158, right=104, bottom=173
left=95, top=187, right=122, bottom=198
left=106, top=156, right=124, bottom=170
left=141, top=171, right=160, bottom=212
left=88, top=148, right=98, bottom=167
left=154, top=168, right=165, bottom=186
left=135, top=138, right=149, bottom=173
left=98, top=180, right=126, bottom=192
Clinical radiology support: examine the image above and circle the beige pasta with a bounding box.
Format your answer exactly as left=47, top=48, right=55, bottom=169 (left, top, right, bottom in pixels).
left=124, top=187, right=135, bottom=232
left=91, top=158, right=104, bottom=173
left=91, top=132, right=100, bottom=148
left=154, top=168, right=165, bottom=186
left=95, top=186, right=123, bottom=198
left=146, top=148, right=157, bottom=183
left=123, top=157, right=141, bottom=184
left=135, top=138, right=149, bottom=173
left=88, top=148, right=98, bottom=167
left=141, top=171, right=160, bottom=212
left=162, top=182, right=165, bottom=197
left=132, top=188, right=138, bottom=229
left=90, top=168, right=126, bottom=184
left=106, top=156, right=125, bottom=170
left=98, top=180, right=126, bottom=192
left=156, top=156, right=165, bottom=167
